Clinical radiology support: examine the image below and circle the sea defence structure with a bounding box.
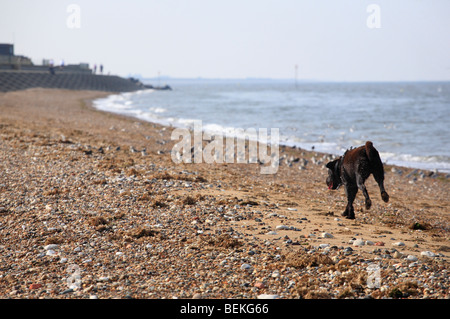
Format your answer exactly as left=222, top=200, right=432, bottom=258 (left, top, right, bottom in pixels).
left=0, top=71, right=146, bottom=93
left=0, top=43, right=168, bottom=93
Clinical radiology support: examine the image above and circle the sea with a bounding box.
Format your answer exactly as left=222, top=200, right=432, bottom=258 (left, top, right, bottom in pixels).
left=93, top=79, right=450, bottom=173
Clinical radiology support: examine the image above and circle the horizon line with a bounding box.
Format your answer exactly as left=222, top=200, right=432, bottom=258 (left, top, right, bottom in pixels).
left=133, top=75, right=450, bottom=83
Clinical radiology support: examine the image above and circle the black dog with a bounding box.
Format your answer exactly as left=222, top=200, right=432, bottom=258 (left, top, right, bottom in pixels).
left=326, top=141, right=389, bottom=219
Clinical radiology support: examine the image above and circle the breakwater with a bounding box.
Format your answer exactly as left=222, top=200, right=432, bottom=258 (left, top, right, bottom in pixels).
left=0, top=71, right=144, bottom=93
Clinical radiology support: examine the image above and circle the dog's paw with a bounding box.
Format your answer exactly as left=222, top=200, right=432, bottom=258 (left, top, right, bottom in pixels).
left=365, top=199, right=372, bottom=210
left=381, top=191, right=389, bottom=203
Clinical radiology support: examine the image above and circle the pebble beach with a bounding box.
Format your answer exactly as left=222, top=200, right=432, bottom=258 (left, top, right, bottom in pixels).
left=0, top=88, right=448, bottom=299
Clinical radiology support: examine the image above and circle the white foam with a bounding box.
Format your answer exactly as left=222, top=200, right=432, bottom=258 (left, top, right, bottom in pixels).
left=380, top=152, right=450, bottom=173
left=149, top=107, right=167, bottom=113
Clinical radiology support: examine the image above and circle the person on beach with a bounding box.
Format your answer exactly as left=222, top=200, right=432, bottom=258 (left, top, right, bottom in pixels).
left=49, top=59, right=55, bottom=75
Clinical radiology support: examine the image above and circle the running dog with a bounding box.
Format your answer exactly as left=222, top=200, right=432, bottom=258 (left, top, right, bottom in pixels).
left=326, top=141, right=389, bottom=219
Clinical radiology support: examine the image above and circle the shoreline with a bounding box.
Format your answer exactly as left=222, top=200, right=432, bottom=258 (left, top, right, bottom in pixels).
left=0, top=88, right=448, bottom=299
left=92, top=89, right=450, bottom=175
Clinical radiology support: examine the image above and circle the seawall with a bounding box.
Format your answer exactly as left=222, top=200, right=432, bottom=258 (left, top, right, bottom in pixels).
left=0, top=71, right=144, bottom=93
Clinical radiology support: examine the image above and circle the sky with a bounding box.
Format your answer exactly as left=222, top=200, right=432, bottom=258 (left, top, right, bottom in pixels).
left=1, top=0, right=449, bottom=81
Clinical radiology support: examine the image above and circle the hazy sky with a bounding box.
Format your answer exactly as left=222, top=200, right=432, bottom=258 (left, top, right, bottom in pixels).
left=1, top=0, right=449, bottom=81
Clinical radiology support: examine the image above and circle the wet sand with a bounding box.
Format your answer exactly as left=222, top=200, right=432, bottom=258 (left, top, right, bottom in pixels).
left=0, top=88, right=448, bottom=299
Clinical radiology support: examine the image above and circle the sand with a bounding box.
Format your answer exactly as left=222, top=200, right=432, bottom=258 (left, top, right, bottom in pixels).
left=0, top=88, right=448, bottom=299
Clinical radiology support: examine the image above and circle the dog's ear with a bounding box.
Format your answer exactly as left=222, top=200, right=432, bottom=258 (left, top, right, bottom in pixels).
left=326, top=159, right=338, bottom=170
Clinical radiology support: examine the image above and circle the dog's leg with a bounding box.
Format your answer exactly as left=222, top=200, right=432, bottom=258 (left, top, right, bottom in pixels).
left=368, top=147, right=390, bottom=203
left=356, top=175, right=371, bottom=210
left=379, top=184, right=389, bottom=203
left=342, top=184, right=350, bottom=217
left=372, top=166, right=389, bottom=203
left=343, top=184, right=357, bottom=219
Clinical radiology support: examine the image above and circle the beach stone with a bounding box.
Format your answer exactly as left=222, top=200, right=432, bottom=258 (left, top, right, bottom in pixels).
left=271, top=270, right=281, bottom=278
left=46, top=249, right=57, bottom=256
left=392, top=241, right=405, bottom=247
left=240, top=263, right=252, bottom=271
left=393, top=251, right=403, bottom=259
left=321, top=232, right=334, bottom=239
left=276, top=225, right=290, bottom=230
left=421, top=251, right=436, bottom=258
left=60, top=288, right=74, bottom=295
left=406, top=255, right=418, bottom=262
left=44, top=244, right=59, bottom=250
left=254, top=282, right=266, bottom=289
left=353, top=239, right=365, bottom=246
left=319, top=243, right=330, bottom=249
left=29, top=283, right=42, bottom=290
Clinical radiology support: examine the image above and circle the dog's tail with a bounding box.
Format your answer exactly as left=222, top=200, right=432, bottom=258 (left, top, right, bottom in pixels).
left=365, top=141, right=374, bottom=161
left=365, top=141, right=382, bottom=165
left=365, top=141, right=388, bottom=201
